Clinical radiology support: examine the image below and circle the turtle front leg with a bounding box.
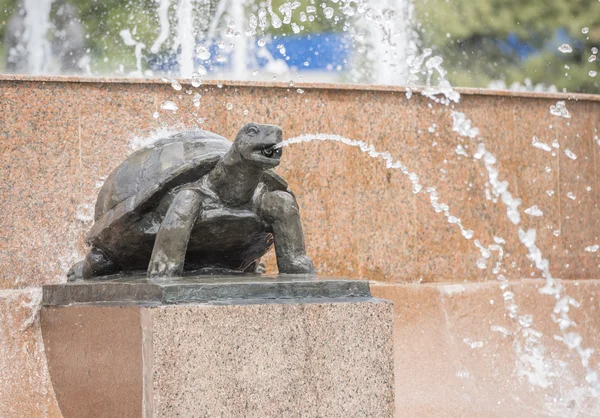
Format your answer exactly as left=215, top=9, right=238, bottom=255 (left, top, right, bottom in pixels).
left=148, top=190, right=203, bottom=279
left=261, top=191, right=316, bottom=274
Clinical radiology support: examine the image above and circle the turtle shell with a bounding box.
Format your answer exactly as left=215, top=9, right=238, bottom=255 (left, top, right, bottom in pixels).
left=87, top=130, right=231, bottom=245
left=87, top=129, right=290, bottom=255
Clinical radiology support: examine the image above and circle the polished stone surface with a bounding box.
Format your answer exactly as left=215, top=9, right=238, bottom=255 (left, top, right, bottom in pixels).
left=371, top=279, right=600, bottom=417
left=43, top=275, right=371, bottom=306
left=41, top=294, right=394, bottom=418
left=149, top=300, right=394, bottom=417
left=2, top=77, right=600, bottom=417
left=0, top=289, right=61, bottom=418
left=41, top=306, right=143, bottom=418
left=1, top=77, right=599, bottom=287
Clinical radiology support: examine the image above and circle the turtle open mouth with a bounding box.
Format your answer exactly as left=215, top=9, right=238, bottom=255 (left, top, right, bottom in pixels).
left=260, top=145, right=282, bottom=159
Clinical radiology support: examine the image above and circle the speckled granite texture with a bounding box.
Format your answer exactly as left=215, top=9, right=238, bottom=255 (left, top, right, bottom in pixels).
left=149, top=300, right=394, bottom=417
left=371, top=279, right=600, bottom=417
left=40, top=298, right=394, bottom=418
left=1, top=76, right=599, bottom=287
left=2, top=76, right=600, bottom=417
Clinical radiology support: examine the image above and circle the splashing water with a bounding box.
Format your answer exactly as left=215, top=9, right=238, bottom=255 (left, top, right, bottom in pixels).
left=120, top=29, right=146, bottom=77
left=550, top=101, right=571, bottom=118
left=150, top=0, right=171, bottom=54
left=176, top=0, right=195, bottom=78
left=276, top=121, right=599, bottom=396
left=22, top=0, right=54, bottom=74
left=276, top=134, right=497, bottom=271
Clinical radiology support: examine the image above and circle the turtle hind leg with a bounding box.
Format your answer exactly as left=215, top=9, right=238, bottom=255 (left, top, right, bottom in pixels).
left=73, top=247, right=121, bottom=280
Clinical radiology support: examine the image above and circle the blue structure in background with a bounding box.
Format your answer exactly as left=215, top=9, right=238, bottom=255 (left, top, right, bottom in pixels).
left=260, top=32, right=351, bottom=70
left=148, top=32, right=351, bottom=73
left=495, top=28, right=584, bottom=61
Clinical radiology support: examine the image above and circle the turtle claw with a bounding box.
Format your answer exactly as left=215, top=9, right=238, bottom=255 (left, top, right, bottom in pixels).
left=279, top=255, right=316, bottom=275
left=147, top=255, right=183, bottom=280
left=67, top=261, right=84, bottom=282
left=255, top=262, right=267, bottom=274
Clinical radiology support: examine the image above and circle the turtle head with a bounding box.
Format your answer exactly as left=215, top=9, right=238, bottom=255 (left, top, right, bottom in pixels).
left=232, top=123, right=283, bottom=169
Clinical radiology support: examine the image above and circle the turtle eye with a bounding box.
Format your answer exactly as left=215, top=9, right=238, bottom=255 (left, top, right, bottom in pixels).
left=247, top=126, right=259, bottom=136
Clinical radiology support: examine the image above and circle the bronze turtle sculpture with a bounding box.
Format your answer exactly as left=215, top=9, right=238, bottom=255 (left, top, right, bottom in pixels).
left=69, top=123, right=315, bottom=280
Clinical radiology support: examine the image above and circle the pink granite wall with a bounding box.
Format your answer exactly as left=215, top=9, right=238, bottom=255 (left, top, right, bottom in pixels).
left=1, top=76, right=600, bottom=417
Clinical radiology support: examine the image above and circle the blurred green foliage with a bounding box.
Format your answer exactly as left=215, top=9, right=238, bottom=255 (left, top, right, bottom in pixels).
left=0, top=0, right=339, bottom=73
left=1, top=0, right=600, bottom=93
left=0, top=0, right=162, bottom=72
left=415, top=0, right=600, bottom=93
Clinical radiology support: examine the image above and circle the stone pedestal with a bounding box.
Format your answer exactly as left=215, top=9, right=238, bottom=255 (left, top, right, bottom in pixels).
left=41, top=276, right=394, bottom=418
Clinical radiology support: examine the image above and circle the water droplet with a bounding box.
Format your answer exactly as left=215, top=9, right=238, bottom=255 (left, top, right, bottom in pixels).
left=161, top=101, right=178, bottom=112
left=153, top=112, right=159, bottom=119
left=588, top=55, right=596, bottom=63
left=269, top=9, right=282, bottom=28
left=225, top=20, right=237, bottom=37
left=191, top=72, right=202, bottom=88
left=455, top=145, right=469, bottom=157
left=226, top=103, right=233, bottom=110
left=193, top=93, right=201, bottom=108
left=217, top=40, right=226, bottom=49
left=252, top=69, right=258, bottom=76
left=171, top=80, right=182, bottom=91
left=558, top=44, right=573, bottom=53
left=196, top=65, right=208, bottom=76
left=216, top=54, right=226, bottom=63
left=532, top=136, right=552, bottom=152
left=564, top=332, right=582, bottom=349
left=463, top=338, right=483, bottom=349
left=549, top=101, right=571, bottom=118
left=323, top=6, right=334, bottom=19
left=297, top=88, right=304, bottom=94
left=518, top=314, right=533, bottom=328
left=462, top=229, right=474, bottom=239
left=593, top=47, right=599, bottom=54
left=524, top=205, right=543, bottom=217
left=567, top=192, right=576, bottom=200
left=257, top=38, right=266, bottom=47
left=195, top=44, right=211, bottom=60
left=564, top=149, right=577, bottom=160
left=590, top=70, right=598, bottom=78
left=582, top=27, right=590, bottom=34
left=546, top=190, right=555, bottom=197
left=243, top=109, right=249, bottom=116
left=585, top=245, right=600, bottom=253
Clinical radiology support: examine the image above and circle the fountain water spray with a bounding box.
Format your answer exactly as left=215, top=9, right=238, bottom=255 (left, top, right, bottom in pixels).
left=176, top=0, right=195, bottom=77
left=22, top=0, right=54, bottom=74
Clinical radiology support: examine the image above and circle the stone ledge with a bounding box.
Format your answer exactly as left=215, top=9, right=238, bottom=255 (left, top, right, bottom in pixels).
left=41, top=286, right=394, bottom=417
left=42, top=275, right=371, bottom=306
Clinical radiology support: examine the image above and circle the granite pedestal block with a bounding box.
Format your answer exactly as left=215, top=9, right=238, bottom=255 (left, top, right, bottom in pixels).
left=41, top=276, right=394, bottom=418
